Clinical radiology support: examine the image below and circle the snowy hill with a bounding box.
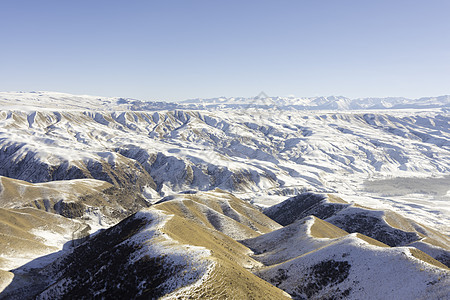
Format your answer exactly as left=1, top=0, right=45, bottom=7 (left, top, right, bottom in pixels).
left=254, top=230, right=449, bottom=299
left=1, top=191, right=291, bottom=299
left=0, top=91, right=449, bottom=298
left=264, top=193, right=450, bottom=267
left=2, top=191, right=448, bottom=299
left=1, top=92, right=448, bottom=232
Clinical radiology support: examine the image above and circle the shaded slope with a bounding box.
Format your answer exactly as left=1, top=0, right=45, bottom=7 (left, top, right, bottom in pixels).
left=264, top=192, right=450, bottom=267
left=158, top=211, right=289, bottom=299
left=243, top=214, right=449, bottom=299
left=2, top=207, right=290, bottom=299
left=1, top=189, right=448, bottom=299
left=256, top=234, right=449, bottom=300
left=1, top=103, right=449, bottom=223
left=263, top=193, right=348, bottom=226
left=242, top=216, right=349, bottom=265
left=0, top=176, right=150, bottom=225
left=325, top=206, right=420, bottom=247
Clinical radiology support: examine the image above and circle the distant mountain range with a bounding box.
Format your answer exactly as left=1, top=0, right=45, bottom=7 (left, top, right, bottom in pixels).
left=2, top=91, right=449, bottom=111
left=180, top=95, right=450, bottom=110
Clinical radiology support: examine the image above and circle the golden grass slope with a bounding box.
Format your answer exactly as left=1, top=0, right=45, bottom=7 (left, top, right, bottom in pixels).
left=0, top=176, right=112, bottom=208
left=155, top=189, right=282, bottom=240
left=1, top=189, right=290, bottom=298
left=309, top=216, right=348, bottom=239
left=0, top=175, right=151, bottom=226
left=160, top=212, right=290, bottom=299
left=325, top=194, right=450, bottom=267
left=408, top=248, right=449, bottom=270
left=331, top=194, right=450, bottom=250
left=0, top=269, right=13, bottom=293
left=306, top=216, right=448, bottom=271
left=0, top=207, right=81, bottom=270
left=1, top=186, right=446, bottom=298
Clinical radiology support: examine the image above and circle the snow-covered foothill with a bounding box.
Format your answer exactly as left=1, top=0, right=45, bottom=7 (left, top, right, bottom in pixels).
left=255, top=233, right=449, bottom=300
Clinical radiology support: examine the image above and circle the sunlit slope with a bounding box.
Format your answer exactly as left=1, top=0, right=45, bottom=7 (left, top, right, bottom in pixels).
left=0, top=92, right=449, bottom=298
left=5, top=207, right=290, bottom=299
left=242, top=216, right=349, bottom=265
left=244, top=215, right=448, bottom=299
left=0, top=176, right=150, bottom=225
left=264, top=193, right=450, bottom=267
left=245, top=214, right=446, bottom=268
left=1, top=188, right=448, bottom=299
left=0, top=207, right=82, bottom=271
left=0, top=203, right=90, bottom=295
left=154, top=189, right=282, bottom=239
left=0, top=176, right=111, bottom=207
left=1, top=96, right=449, bottom=232
left=158, top=211, right=289, bottom=299
left=0, top=270, right=13, bottom=295
left=2, top=91, right=450, bottom=111
left=255, top=233, right=449, bottom=300
left=182, top=94, right=450, bottom=110
left=0, top=91, right=127, bottom=111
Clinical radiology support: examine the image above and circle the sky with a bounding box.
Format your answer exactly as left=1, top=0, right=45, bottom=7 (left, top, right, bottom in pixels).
left=1, top=0, right=449, bottom=101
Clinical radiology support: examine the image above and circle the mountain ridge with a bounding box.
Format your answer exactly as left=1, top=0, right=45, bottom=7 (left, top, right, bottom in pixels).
left=0, top=91, right=449, bottom=298
left=2, top=91, right=450, bottom=111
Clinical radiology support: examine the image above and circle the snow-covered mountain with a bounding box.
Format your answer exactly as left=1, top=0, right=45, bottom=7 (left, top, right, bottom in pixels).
left=0, top=91, right=449, bottom=299
left=181, top=94, right=450, bottom=110
left=1, top=92, right=449, bottom=229
left=7, top=91, right=447, bottom=112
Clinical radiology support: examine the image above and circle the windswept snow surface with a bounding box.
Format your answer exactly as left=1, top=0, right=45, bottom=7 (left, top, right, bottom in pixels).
left=0, top=91, right=449, bottom=236
left=255, top=233, right=449, bottom=300
left=243, top=216, right=449, bottom=299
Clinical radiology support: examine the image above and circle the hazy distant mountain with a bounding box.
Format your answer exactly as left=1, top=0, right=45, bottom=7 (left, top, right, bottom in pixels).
left=181, top=94, right=450, bottom=110
left=2, top=91, right=449, bottom=111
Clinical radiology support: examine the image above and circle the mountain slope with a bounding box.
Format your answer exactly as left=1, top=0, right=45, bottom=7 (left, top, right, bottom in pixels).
left=0, top=91, right=449, bottom=298
left=264, top=193, right=450, bottom=267
left=0, top=207, right=83, bottom=274
left=154, top=189, right=282, bottom=240
left=0, top=176, right=150, bottom=226
left=181, top=94, right=450, bottom=110
left=1, top=98, right=449, bottom=235
left=2, top=191, right=448, bottom=299
left=255, top=233, right=449, bottom=300
left=242, top=214, right=448, bottom=299
left=2, top=199, right=290, bottom=299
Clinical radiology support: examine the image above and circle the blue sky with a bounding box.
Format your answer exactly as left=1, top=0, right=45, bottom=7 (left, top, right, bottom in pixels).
left=1, top=1, right=449, bottom=101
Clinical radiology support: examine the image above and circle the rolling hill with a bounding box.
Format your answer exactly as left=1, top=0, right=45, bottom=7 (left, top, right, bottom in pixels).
left=0, top=91, right=449, bottom=299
